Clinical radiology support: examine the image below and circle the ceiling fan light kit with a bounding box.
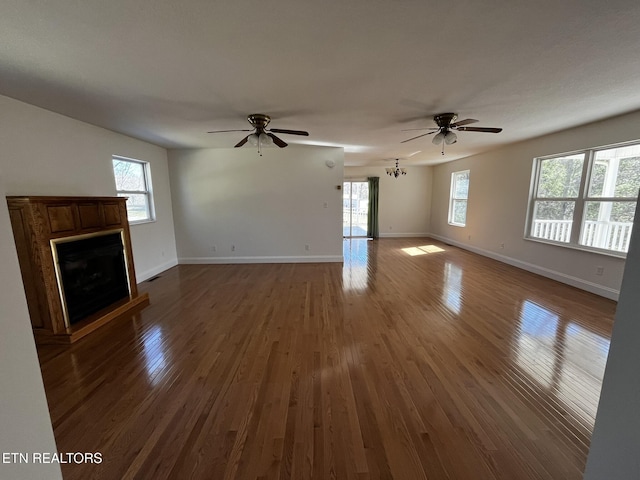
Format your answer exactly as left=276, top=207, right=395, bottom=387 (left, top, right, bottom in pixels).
left=247, top=132, right=273, bottom=147
left=432, top=131, right=457, bottom=145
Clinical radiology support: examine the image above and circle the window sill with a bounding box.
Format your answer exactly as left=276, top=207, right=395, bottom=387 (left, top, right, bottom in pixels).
left=523, top=236, right=627, bottom=259
left=448, top=222, right=466, bottom=228
left=129, top=219, right=156, bottom=226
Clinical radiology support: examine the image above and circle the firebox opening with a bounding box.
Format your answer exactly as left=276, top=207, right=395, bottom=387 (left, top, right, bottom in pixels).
left=53, top=231, right=130, bottom=326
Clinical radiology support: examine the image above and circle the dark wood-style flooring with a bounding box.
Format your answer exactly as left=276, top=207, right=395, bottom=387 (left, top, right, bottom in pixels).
left=36, top=238, right=616, bottom=479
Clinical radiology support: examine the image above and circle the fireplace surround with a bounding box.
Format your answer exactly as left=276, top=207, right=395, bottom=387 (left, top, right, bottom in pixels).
left=7, top=196, right=150, bottom=344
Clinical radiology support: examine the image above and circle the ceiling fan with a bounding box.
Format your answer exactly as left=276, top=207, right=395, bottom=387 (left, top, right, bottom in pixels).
left=208, top=113, right=309, bottom=154
left=401, top=113, right=502, bottom=154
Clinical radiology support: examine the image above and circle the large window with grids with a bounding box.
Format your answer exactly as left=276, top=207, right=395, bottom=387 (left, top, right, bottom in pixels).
left=527, top=141, right=640, bottom=255
left=112, top=156, right=155, bottom=223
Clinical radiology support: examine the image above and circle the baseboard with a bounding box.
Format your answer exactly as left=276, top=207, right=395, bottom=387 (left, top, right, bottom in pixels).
left=428, top=233, right=619, bottom=301
left=179, top=255, right=344, bottom=264
left=136, top=259, right=179, bottom=283
left=378, top=232, right=431, bottom=238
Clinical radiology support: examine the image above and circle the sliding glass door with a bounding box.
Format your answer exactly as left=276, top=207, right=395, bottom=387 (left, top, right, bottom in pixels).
left=343, top=181, right=369, bottom=237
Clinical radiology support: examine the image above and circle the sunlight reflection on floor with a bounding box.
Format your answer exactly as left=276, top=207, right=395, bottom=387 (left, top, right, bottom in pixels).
left=402, top=244, right=446, bottom=256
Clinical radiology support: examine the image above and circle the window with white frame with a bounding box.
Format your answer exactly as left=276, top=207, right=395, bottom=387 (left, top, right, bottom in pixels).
left=527, top=141, right=640, bottom=255
left=449, top=170, right=470, bottom=226
left=112, top=156, right=155, bottom=223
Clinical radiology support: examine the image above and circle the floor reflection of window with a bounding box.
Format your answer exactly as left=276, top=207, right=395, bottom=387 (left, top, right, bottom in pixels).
left=343, top=239, right=369, bottom=291
left=515, top=301, right=559, bottom=388
left=442, top=262, right=462, bottom=314
left=558, top=322, right=610, bottom=422
left=515, top=301, right=611, bottom=427
left=142, top=325, right=167, bottom=386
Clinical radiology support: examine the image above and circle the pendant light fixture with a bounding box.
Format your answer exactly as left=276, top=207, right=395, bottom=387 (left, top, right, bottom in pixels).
left=386, top=159, right=407, bottom=178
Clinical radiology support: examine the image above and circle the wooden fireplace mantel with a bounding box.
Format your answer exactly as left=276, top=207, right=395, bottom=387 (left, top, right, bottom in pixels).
left=7, top=195, right=150, bottom=344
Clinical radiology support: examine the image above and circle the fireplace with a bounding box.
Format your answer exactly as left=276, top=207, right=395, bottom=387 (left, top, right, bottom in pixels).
left=7, top=196, right=150, bottom=344
left=52, top=230, right=131, bottom=326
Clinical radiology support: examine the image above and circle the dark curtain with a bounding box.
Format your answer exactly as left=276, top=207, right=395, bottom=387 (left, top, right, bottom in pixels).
left=367, top=176, right=379, bottom=238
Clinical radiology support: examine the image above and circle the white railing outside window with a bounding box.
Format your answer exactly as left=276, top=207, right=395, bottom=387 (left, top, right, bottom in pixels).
left=581, top=221, right=633, bottom=252
left=531, top=219, right=573, bottom=243
left=343, top=209, right=368, bottom=228
left=532, top=219, right=633, bottom=252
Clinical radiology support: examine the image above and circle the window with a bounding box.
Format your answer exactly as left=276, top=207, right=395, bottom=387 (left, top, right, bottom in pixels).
left=449, top=170, right=469, bottom=226
left=112, top=156, right=155, bottom=223
left=527, top=141, right=640, bottom=255
left=529, top=154, right=584, bottom=244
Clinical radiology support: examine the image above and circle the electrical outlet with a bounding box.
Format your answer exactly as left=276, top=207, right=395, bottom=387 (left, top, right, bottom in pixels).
left=305, top=244, right=310, bottom=251
left=500, top=243, right=505, bottom=249
left=596, top=266, right=604, bottom=276
left=231, top=245, right=235, bottom=252
left=212, top=245, right=217, bottom=252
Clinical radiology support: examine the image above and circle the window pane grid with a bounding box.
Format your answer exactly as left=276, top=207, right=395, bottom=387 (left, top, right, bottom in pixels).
left=528, top=142, right=639, bottom=255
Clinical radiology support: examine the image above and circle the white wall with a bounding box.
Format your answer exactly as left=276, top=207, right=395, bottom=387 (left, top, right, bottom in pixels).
left=0, top=173, right=62, bottom=480
left=344, top=166, right=432, bottom=237
left=584, top=205, right=640, bottom=479
left=429, top=110, right=640, bottom=300
left=169, top=146, right=344, bottom=262
left=0, top=94, right=178, bottom=281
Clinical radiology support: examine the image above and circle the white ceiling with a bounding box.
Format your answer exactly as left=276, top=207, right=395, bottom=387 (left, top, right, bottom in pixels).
left=2, top=0, right=640, bottom=166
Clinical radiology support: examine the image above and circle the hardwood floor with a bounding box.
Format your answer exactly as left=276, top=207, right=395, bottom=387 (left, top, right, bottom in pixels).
left=36, top=238, right=616, bottom=479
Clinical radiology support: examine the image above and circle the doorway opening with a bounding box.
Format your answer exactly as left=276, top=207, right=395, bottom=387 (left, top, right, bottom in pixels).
left=343, top=181, right=369, bottom=237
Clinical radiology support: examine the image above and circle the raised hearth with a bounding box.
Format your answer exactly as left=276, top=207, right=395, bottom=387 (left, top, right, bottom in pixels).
left=7, top=196, right=150, bottom=344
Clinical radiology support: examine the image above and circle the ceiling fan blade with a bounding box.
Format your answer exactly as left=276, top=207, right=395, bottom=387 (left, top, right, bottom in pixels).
left=456, top=126, right=503, bottom=133
left=401, top=131, right=438, bottom=143
left=451, top=118, right=478, bottom=128
left=400, top=128, right=439, bottom=132
left=267, top=133, right=288, bottom=148
left=207, top=129, right=252, bottom=134
left=234, top=135, right=250, bottom=147
left=269, top=128, right=309, bottom=136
